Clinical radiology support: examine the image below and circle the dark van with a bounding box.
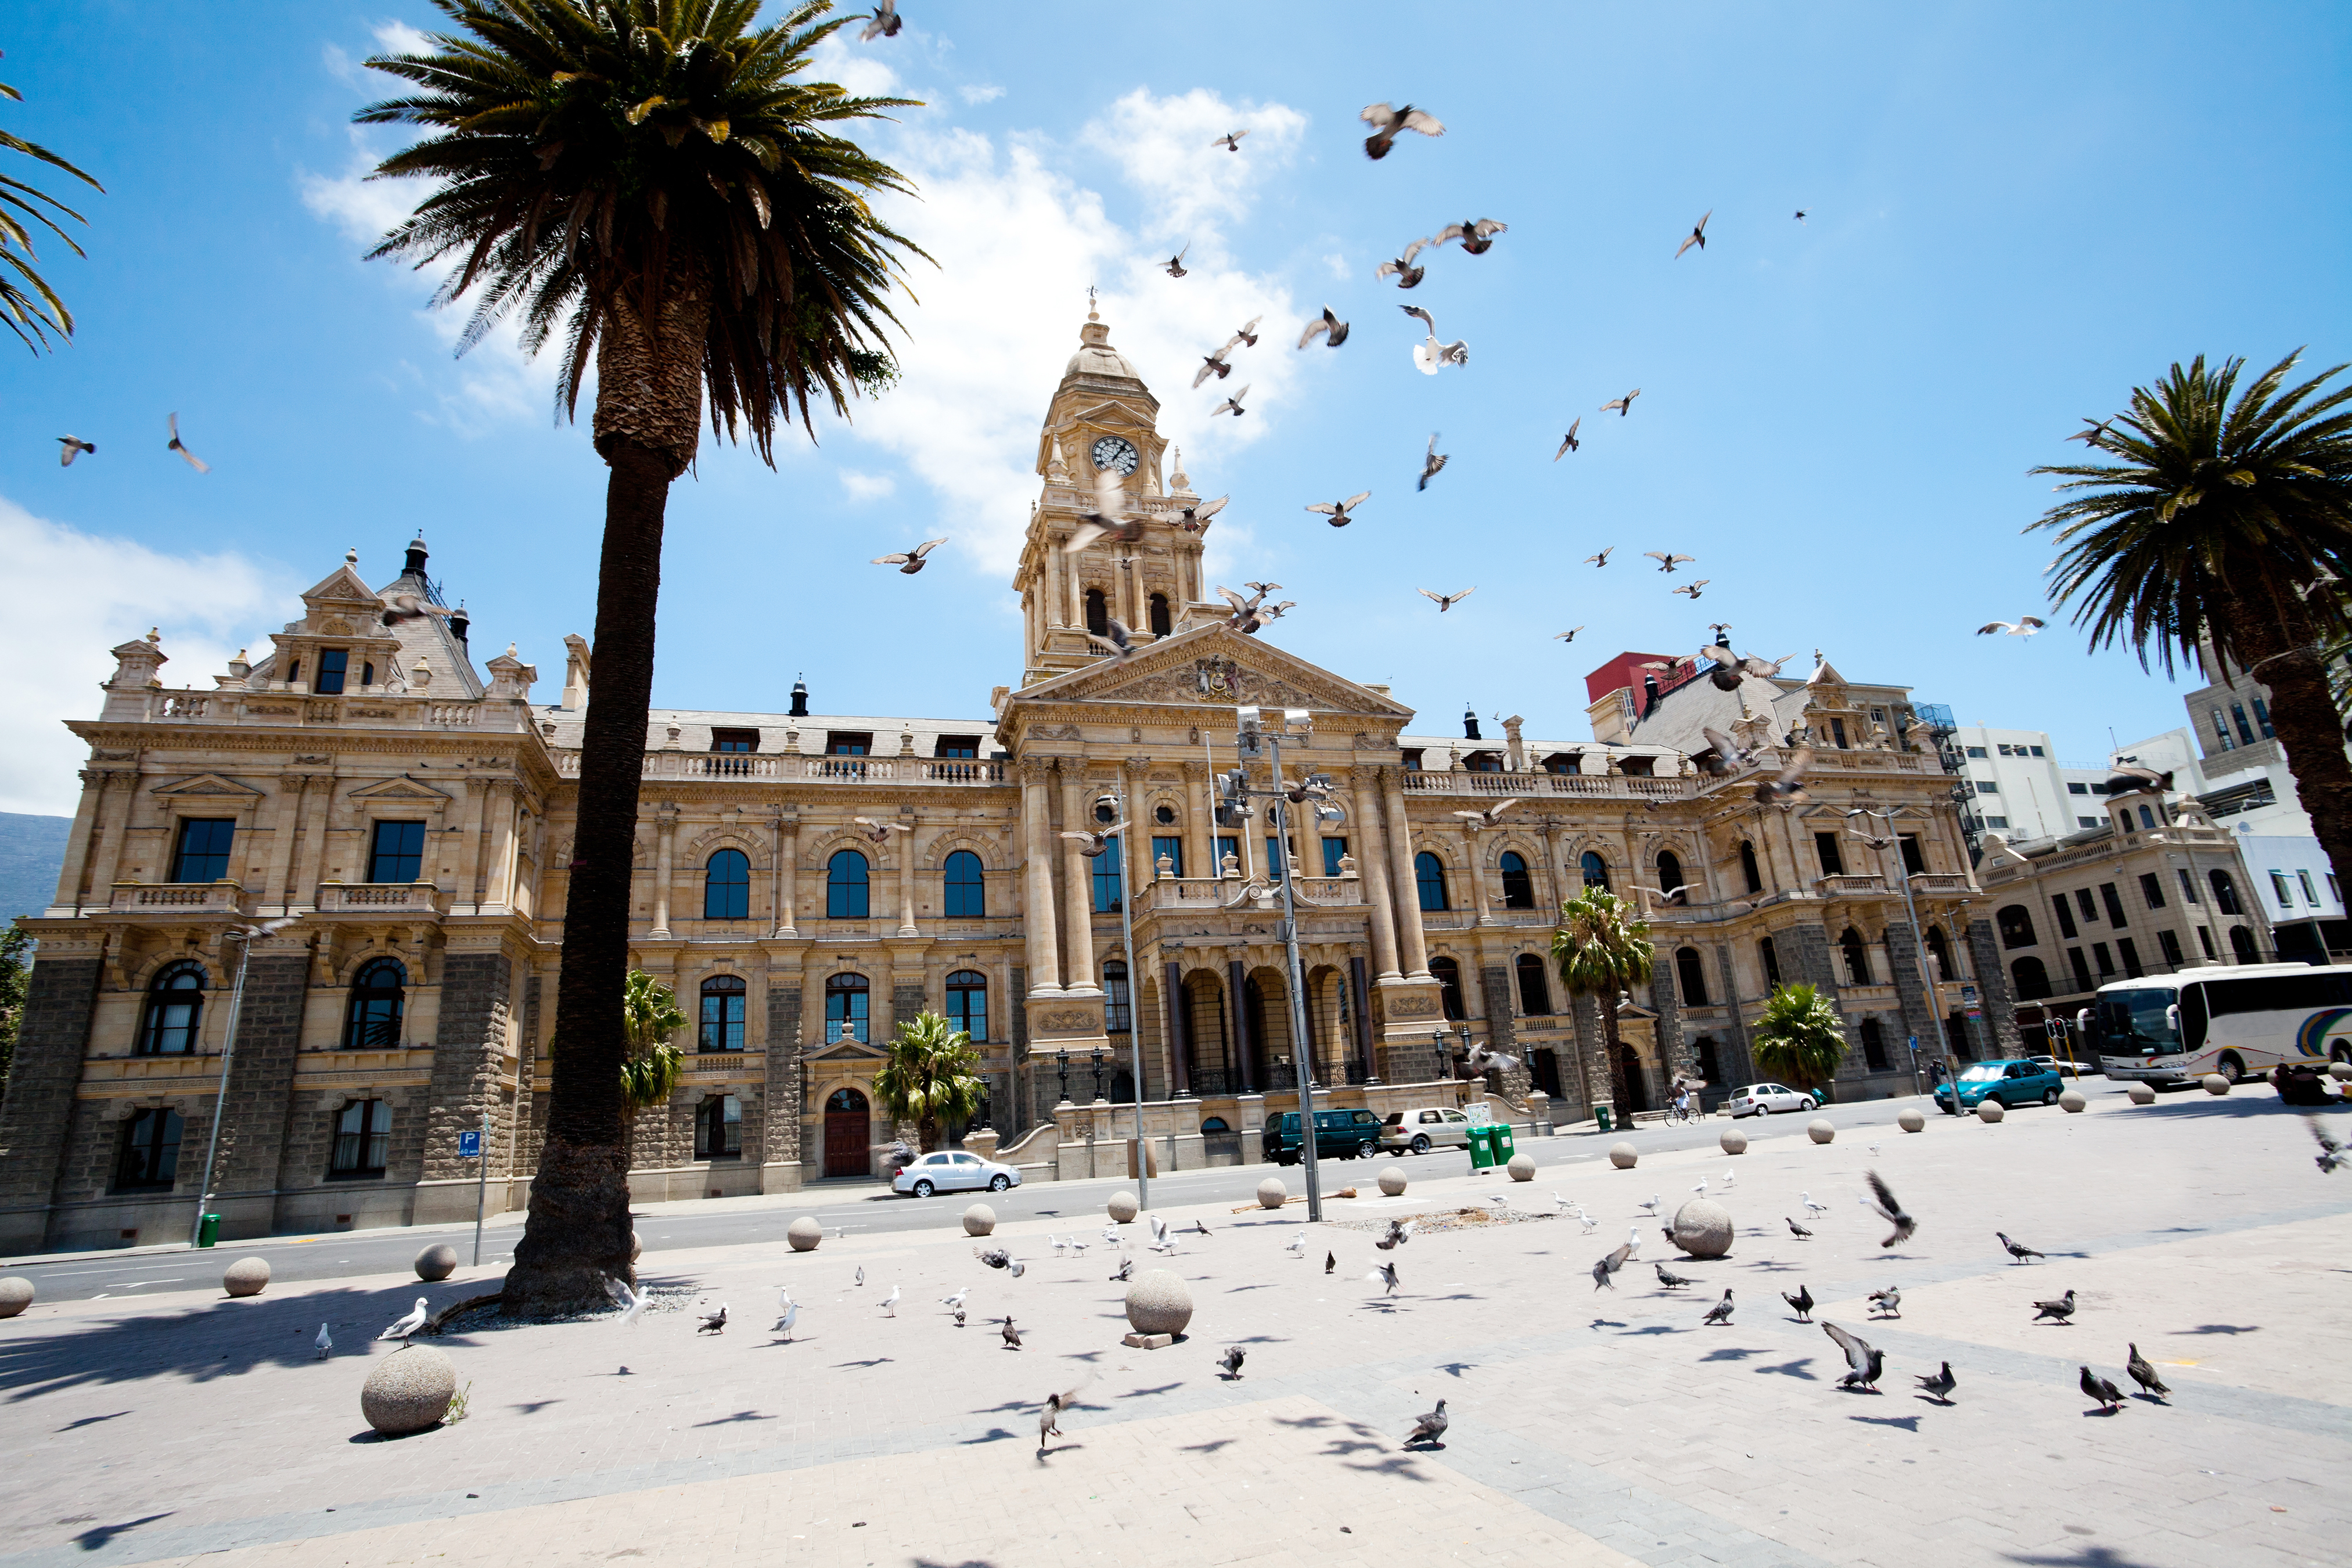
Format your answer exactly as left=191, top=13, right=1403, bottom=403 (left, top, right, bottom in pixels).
left=1260, top=1108, right=1383, bottom=1165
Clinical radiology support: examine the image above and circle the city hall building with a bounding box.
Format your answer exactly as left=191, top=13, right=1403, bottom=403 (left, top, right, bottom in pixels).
left=0, top=311, right=2018, bottom=1252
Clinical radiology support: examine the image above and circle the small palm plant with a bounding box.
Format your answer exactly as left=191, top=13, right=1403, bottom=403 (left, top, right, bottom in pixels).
left=1749, top=983, right=1847, bottom=1093
left=1550, top=887, right=1656, bottom=1114
left=873, top=1010, right=986, bottom=1154
left=619, top=970, right=686, bottom=1113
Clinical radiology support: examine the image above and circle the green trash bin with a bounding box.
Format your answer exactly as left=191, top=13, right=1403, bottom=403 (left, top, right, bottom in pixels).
left=1490, top=1123, right=1516, bottom=1162
left=1466, top=1125, right=1495, bottom=1170
left=1595, top=1105, right=1614, bottom=1134
left=196, top=1213, right=221, bottom=1248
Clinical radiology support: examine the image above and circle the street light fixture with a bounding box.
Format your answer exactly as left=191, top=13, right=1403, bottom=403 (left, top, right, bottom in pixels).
left=189, top=914, right=301, bottom=1249
left=1846, top=806, right=1955, bottom=1099
left=1099, top=781, right=1153, bottom=1212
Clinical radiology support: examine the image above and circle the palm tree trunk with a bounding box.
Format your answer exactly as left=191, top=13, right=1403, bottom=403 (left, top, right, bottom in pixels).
left=2225, top=612, right=2352, bottom=921
left=1602, top=998, right=1633, bottom=1114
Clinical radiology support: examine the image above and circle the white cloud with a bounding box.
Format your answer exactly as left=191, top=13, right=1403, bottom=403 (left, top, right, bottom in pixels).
left=1322, top=251, right=1351, bottom=281
left=297, top=125, right=427, bottom=248
left=373, top=20, right=433, bottom=55
left=839, top=469, right=897, bottom=501
left=0, top=499, right=296, bottom=817
left=957, top=84, right=1005, bottom=105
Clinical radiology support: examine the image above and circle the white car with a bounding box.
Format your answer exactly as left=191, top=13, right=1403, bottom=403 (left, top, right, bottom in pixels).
left=891, top=1150, right=1022, bottom=1196
left=1378, top=1106, right=1475, bottom=1155
left=1725, top=1082, right=1818, bottom=1118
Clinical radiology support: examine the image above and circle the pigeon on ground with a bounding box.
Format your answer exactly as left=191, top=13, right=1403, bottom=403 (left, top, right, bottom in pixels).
left=1402, top=1397, right=1450, bottom=1445
left=1592, top=1242, right=1632, bottom=1290
left=2033, top=1290, right=2078, bottom=1324
left=2126, top=1343, right=2170, bottom=1398
left=1164, top=244, right=1190, bottom=278
left=2308, top=1117, right=2345, bottom=1174
left=858, top=0, right=901, bottom=41
left=167, top=412, right=210, bottom=473
left=1864, top=1172, right=1916, bottom=1248
left=1218, top=1346, right=1246, bottom=1380
left=1418, top=431, right=1449, bottom=491
left=1823, top=1322, right=1884, bottom=1391
left=1998, top=1231, right=2045, bottom=1264
left=1038, top=1377, right=1089, bottom=1455
left=604, top=1276, right=646, bottom=1326
left=1787, top=1218, right=1812, bottom=1239
left=880, top=1286, right=900, bottom=1318
left=57, top=436, right=95, bottom=466
left=1675, top=210, right=1712, bottom=258
left=2080, top=1365, right=2124, bottom=1412
left=1915, top=1362, right=1957, bottom=1402
left=1419, top=587, right=1475, bottom=613
left=1400, top=304, right=1468, bottom=374
left=1369, top=1260, right=1401, bottom=1297
left=377, top=1298, right=430, bottom=1347
left=1378, top=1219, right=1417, bottom=1250
left=1655, top=1263, right=1695, bottom=1289
left=1975, top=617, right=2045, bottom=637
left=315, top=1322, right=333, bottom=1360
left=1186, top=1220, right=1213, bottom=1238
left=1001, top=1316, right=1022, bottom=1350
left=1306, top=491, right=1372, bottom=527
left=1211, top=128, right=1249, bottom=152
left=1868, top=1286, right=1901, bottom=1319
left=950, top=1305, right=963, bottom=1329
left=1601, top=389, right=1641, bottom=417
left=1325, top=1250, right=1336, bottom=1275
left=1297, top=306, right=1350, bottom=348
left=871, top=538, right=946, bottom=574
left=1361, top=103, right=1445, bottom=160
left=695, top=1303, right=728, bottom=1335
left=1702, top=1290, right=1735, bottom=1325
left=1782, top=1283, right=1814, bottom=1322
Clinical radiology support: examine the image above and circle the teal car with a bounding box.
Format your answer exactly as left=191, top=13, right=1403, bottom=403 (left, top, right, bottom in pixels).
left=1935, top=1058, right=2065, bottom=1114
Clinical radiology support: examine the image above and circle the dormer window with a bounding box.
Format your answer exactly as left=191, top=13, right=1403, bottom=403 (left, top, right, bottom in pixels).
left=315, top=649, right=350, bottom=695
left=711, top=728, right=758, bottom=753
left=1401, top=749, right=1424, bottom=771
left=934, top=735, right=980, bottom=758
left=826, top=732, right=872, bottom=756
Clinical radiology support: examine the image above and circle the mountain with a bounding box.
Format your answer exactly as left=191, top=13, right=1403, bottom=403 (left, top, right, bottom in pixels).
left=0, top=814, right=71, bottom=922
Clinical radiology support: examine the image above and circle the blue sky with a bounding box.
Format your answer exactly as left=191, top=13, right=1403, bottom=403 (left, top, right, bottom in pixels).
left=3, top=2, right=2348, bottom=812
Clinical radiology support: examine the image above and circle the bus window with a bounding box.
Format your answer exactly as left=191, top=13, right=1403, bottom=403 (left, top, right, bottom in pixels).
left=2179, top=983, right=2208, bottom=1052
left=2204, top=972, right=2352, bottom=1017
left=2092, top=987, right=2181, bottom=1057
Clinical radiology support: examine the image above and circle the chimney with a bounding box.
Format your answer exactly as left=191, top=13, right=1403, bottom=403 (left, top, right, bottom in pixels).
left=404, top=534, right=430, bottom=577
left=1642, top=674, right=1662, bottom=714
left=1462, top=704, right=1481, bottom=741
left=788, top=674, right=810, bottom=718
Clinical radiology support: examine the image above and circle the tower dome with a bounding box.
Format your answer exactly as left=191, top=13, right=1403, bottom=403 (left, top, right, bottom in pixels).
left=1063, top=311, right=1142, bottom=384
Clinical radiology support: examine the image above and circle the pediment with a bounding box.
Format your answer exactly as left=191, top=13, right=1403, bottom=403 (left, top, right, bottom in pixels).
left=1008, top=624, right=1414, bottom=722
left=347, top=775, right=455, bottom=803
left=150, top=772, right=265, bottom=799
left=811, top=1039, right=887, bottom=1062
left=299, top=562, right=384, bottom=610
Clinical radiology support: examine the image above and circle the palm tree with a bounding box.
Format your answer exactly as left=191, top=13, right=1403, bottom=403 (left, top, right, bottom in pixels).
left=2032, top=353, right=2352, bottom=892
left=2, top=68, right=105, bottom=350
left=1550, top=887, right=1656, bottom=1118
left=358, top=1, right=923, bottom=1315
left=1749, top=983, right=1846, bottom=1093
left=618, top=969, right=685, bottom=1114
left=872, top=1011, right=986, bottom=1155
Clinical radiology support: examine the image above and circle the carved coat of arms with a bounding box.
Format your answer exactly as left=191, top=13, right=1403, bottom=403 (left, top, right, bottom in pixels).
left=1195, top=656, right=1242, bottom=700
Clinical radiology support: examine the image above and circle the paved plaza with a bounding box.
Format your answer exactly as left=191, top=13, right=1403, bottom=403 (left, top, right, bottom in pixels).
left=1, top=1088, right=2346, bottom=1568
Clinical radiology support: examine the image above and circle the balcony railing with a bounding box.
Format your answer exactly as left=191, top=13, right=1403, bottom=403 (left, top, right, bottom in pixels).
left=1815, top=874, right=1891, bottom=897
left=556, top=752, right=1009, bottom=785
left=1144, top=875, right=1364, bottom=911
left=109, top=881, right=250, bottom=916
left=315, top=882, right=448, bottom=915
left=1403, top=771, right=1691, bottom=801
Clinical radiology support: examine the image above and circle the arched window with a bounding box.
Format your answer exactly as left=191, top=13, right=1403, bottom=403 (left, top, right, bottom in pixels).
left=943, top=850, right=986, bottom=918
left=1693, top=1034, right=1722, bottom=1085
left=703, top=848, right=750, bottom=920
left=1657, top=850, right=1686, bottom=904
left=1840, top=927, right=1872, bottom=985
left=2011, top=956, right=2052, bottom=1001
left=825, top=973, right=870, bottom=1042
left=1200, top=1116, right=1230, bottom=1133
left=1498, top=851, right=1535, bottom=909
left=1675, top=946, right=1710, bottom=1006
left=1997, top=904, right=2037, bottom=949
left=1429, top=956, right=1466, bottom=1021
left=1759, top=935, right=1782, bottom=987
left=343, top=958, right=405, bottom=1049
left=329, top=1099, right=390, bottom=1177
left=945, top=969, right=988, bottom=1042
left=1084, top=587, right=1109, bottom=637
left=1580, top=851, right=1611, bottom=891
left=1515, top=952, right=1553, bottom=1016
left=696, top=1094, right=742, bottom=1158
left=1861, top=1016, right=1889, bottom=1072
left=1924, top=926, right=1953, bottom=983
left=2210, top=870, right=2242, bottom=915
left=115, top=1107, right=184, bottom=1190
left=699, top=974, right=747, bottom=1052
left=138, top=962, right=206, bottom=1056
left=1104, top=959, right=1131, bottom=1033
left=1415, top=851, right=1450, bottom=911
left=1739, top=840, right=1764, bottom=894
left=1148, top=592, right=1173, bottom=635
left=2228, top=925, right=2258, bottom=963
left=827, top=849, right=871, bottom=919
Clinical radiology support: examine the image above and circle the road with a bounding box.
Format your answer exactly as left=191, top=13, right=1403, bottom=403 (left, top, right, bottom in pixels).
left=8, top=1084, right=2126, bottom=1303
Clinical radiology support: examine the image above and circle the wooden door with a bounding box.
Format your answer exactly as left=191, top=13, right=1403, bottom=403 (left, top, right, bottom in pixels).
left=823, top=1087, right=871, bottom=1178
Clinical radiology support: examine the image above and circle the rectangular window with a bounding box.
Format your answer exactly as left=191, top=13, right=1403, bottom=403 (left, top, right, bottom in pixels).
left=2331, top=875, right=2343, bottom=905
left=2029, top=746, right=2045, bottom=757
left=1104, top=966, right=1131, bottom=1034
left=2075, top=889, right=2099, bottom=924
left=2210, top=707, right=2235, bottom=751
left=2231, top=704, right=2256, bottom=746
left=2099, top=883, right=2128, bottom=927
left=2271, top=871, right=2295, bottom=908
left=1092, top=836, right=1123, bottom=912
left=1151, top=836, right=1184, bottom=878
left=2068, top=782, right=2088, bottom=795
left=314, top=648, right=350, bottom=695
left=115, top=1107, right=184, bottom=1189
left=933, top=735, right=981, bottom=758
left=2087, top=782, right=2110, bottom=794
left=2158, top=929, right=2184, bottom=966
left=1400, top=750, right=1423, bottom=772
left=1966, top=746, right=1987, bottom=758
left=368, top=821, right=427, bottom=884
left=2251, top=697, right=2274, bottom=739
left=2067, top=948, right=2093, bottom=991
left=2138, top=872, right=2166, bottom=911
left=1830, top=718, right=1849, bottom=749
left=329, top=1099, right=390, bottom=1178
left=1983, top=817, right=2009, bottom=829
left=1898, top=835, right=1925, bottom=875
left=1975, top=781, right=2001, bottom=794
left=1215, top=835, right=1240, bottom=875
left=2051, top=896, right=2077, bottom=940
left=710, top=728, right=757, bottom=753
left=1265, top=836, right=1286, bottom=882
left=1814, top=832, right=1846, bottom=877
left=2077, top=818, right=2100, bottom=829
left=825, top=732, right=872, bottom=756
left=170, top=818, right=235, bottom=883
left=2300, top=869, right=2320, bottom=906
left=2178, top=868, right=2200, bottom=905
left=2092, top=942, right=2115, bottom=975
left=1321, top=836, right=1349, bottom=877
left=2117, top=937, right=2144, bottom=979
left=2195, top=926, right=2216, bottom=958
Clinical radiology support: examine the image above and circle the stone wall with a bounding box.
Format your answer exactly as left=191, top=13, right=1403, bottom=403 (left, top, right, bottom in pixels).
left=0, top=954, right=102, bottom=1243
left=213, top=952, right=312, bottom=1195
left=422, top=950, right=512, bottom=1182
left=763, top=980, right=802, bottom=1170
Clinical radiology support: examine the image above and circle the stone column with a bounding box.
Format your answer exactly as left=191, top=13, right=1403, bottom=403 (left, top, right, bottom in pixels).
left=51, top=769, right=110, bottom=912
left=1464, top=823, right=1493, bottom=924
left=481, top=779, right=519, bottom=911
left=1228, top=957, right=1255, bottom=1092
left=292, top=773, right=335, bottom=901
left=1352, top=772, right=1401, bottom=980
left=762, top=972, right=804, bottom=1192
left=0, top=940, right=105, bottom=1250
left=1020, top=763, right=1062, bottom=993
left=772, top=811, right=797, bottom=937
left=1185, top=763, right=1214, bottom=882
left=1164, top=959, right=1193, bottom=1095
left=1382, top=773, right=1430, bottom=977
left=260, top=773, right=310, bottom=916
left=649, top=803, right=677, bottom=937
left=451, top=776, right=488, bottom=914
left=84, top=768, right=138, bottom=896
left=1350, top=955, right=1376, bottom=1081
left=1966, top=918, right=2024, bottom=1056
left=213, top=944, right=314, bottom=1227
left=1060, top=767, right=1100, bottom=993
left=418, top=943, right=517, bottom=1224
left=896, top=823, right=918, bottom=936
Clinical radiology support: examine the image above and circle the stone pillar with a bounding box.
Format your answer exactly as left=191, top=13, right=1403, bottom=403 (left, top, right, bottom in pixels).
left=0, top=943, right=105, bottom=1250
left=481, top=780, right=520, bottom=911
left=260, top=772, right=311, bottom=916
left=1465, top=824, right=1493, bottom=923
left=212, top=946, right=314, bottom=1233
left=1966, top=917, right=2024, bottom=1056
left=1228, top=958, right=1255, bottom=1092
left=1020, top=763, right=1062, bottom=993
left=649, top=804, right=677, bottom=937
left=1059, top=767, right=1099, bottom=993
left=418, top=945, right=517, bottom=1223
left=1714, top=944, right=1757, bottom=1086
left=1647, top=970, right=1688, bottom=1090
left=51, top=769, right=110, bottom=912
left=895, top=826, right=918, bottom=937
left=1382, top=773, right=1430, bottom=977
left=292, top=772, right=335, bottom=901
left=1350, top=955, right=1376, bottom=1081
left=1184, top=762, right=1214, bottom=883
left=772, top=811, right=797, bottom=937
left=451, top=776, right=488, bottom=915
left=1353, top=774, right=1401, bottom=980
left=1883, top=920, right=1939, bottom=1067
left=1164, top=959, right=1193, bottom=1095
left=84, top=768, right=138, bottom=896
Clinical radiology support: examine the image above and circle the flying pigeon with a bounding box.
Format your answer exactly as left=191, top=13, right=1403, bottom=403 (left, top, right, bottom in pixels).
left=1824, top=1321, right=1885, bottom=1390
left=1192, top=328, right=1250, bottom=387
left=1375, top=236, right=1432, bottom=289
left=2080, top=1365, right=2124, bottom=1412
left=1976, top=617, right=2045, bottom=637
left=1368, top=1260, right=1401, bottom=1297
left=1418, top=431, right=1449, bottom=490
left=2310, top=1117, right=2346, bottom=1174
left=1601, top=389, right=1641, bottom=417
left=1435, top=218, right=1506, bottom=253
left=859, top=0, right=902, bottom=41
left=1164, top=244, right=1190, bottom=278
left=871, top=537, right=947, bottom=574
left=1675, top=210, right=1712, bottom=258
left=1376, top=1218, right=1417, bottom=1251
left=2126, top=1343, right=2170, bottom=1398
left=1670, top=580, right=1710, bottom=600
left=1591, top=1242, right=1632, bottom=1290
left=1867, top=1286, right=1902, bottom=1319
left=1554, top=419, right=1581, bottom=459
left=1863, top=1172, right=1916, bottom=1247
left=1997, top=1231, right=2045, bottom=1264
left=1361, top=102, right=1445, bottom=160
left=1218, top=1345, right=1246, bottom=1380
left=1110, top=1256, right=1132, bottom=1282
left=1449, top=797, right=1516, bottom=830
left=1402, top=1397, right=1450, bottom=1445
left=1400, top=304, right=1468, bottom=374
left=1915, top=1362, right=1957, bottom=1402
left=1794, top=209, right=1808, bottom=223
left=1419, top=587, right=1475, bottom=613
left=852, top=816, right=913, bottom=844
left=1702, top=1289, right=1735, bottom=1325
left=1584, top=548, right=1615, bottom=567
left=2033, top=1290, right=2078, bottom=1324
left=57, top=435, right=94, bottom=466
left=1060, top=821, right=1128, bottom=857
left=1176, top=492, right=1228, bottom=532
left=1645, top=551, right=1696, bottom=573
left=1297, top=306, right=1350, bottom=348
left=167, top=413, right=210, bottom=473
left=1306, top=491, right=1372, bottom=527
left=1038, top=1376, right=1090, bottom=1454
left=377, top=1297, right=430, bottom=1347
left=1754, top=749, right=1815, bottom=806
left=1553, top=627, right=1586, bottom=643
left=1210, top=128, right=1249, bottom=152
left=697, top=1303, right=728, bottom=1334
left=1087, top=617, right=1137, bottom=661
left=1782, top=1283, right=1814, bottom=1322
left=1210, top=383, right=1251, bottom=418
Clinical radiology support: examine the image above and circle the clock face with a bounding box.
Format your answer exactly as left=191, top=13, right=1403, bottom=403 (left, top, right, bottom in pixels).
left=1091, top=435, right=1139, bottom=475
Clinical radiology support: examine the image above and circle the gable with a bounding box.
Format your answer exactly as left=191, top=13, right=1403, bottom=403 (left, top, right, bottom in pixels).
left=346, top=776, right=455, bottom=803
left=150, top=773, right=265, bottom=800
left=1009, top=623, right=1414, bottom=720
left=811, top=1039, right=887, bottom=1063
left=299, top=562, right=383, bottom=610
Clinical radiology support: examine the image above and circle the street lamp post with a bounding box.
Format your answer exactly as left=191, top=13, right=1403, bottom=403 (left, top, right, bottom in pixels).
left=1099, top=777, right=1152, bottom=1213
left=189, top=915, right=299, bottom=1249
left=1847, top=806, right=1954, bottom=1101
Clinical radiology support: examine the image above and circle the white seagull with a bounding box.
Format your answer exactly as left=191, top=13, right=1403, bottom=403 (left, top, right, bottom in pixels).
left=315, top=1322, right=333, bottom=1360
left=1400, top=304, right=1469, bottom=374
left=377, top=1297, right=430, bottom=1347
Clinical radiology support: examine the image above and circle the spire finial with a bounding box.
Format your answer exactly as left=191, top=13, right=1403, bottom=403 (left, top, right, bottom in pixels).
left=1086, top=283, right=1099, bottom=320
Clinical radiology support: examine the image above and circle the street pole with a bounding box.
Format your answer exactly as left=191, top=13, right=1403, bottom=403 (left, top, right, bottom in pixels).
left=472, top=1106, right=491, bottom=1267
left=1109, top=775, right=1149, bottom=1214
left=1264, top=731, right=1324, bottom=1223
left=189, top=931, right=258, bottom=1249
left=1853, top=807, right=1953, bottom=1103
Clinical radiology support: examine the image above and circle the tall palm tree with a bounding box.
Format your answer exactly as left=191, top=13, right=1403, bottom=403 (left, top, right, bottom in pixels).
left=358, top=0, right=924, bottom=1315
left=2, top=69, right=105, bottom=350
left=2032, top=353, right=2352, bottom=892
left=1748, top=983, right=1846, bottom=1093
left=1550, top=887, right=1655, bottom=1118
left=618, top=969, right=685, bottom=1114
left=873, top=1010, right=986, bottom=1154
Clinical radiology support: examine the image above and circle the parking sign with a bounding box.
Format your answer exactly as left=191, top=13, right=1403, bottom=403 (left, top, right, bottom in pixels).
left=458, top=1129, right=481, bottom=1159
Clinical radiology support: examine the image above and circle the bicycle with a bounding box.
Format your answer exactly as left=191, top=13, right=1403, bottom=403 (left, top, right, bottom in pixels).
left=1664, top=1099, right=1699, bottom=1126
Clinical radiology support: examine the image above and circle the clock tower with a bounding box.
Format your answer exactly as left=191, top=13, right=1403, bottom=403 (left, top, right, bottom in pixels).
left=1013, top=310, right=1212, bottom=683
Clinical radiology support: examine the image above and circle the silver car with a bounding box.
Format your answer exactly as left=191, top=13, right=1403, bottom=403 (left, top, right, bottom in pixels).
left=1378, top=1106, right=1474, bottom=1155
left=891, top=1150, right=1021, bottom=1196
left=1725, top=1082, right=1818, bottom=1118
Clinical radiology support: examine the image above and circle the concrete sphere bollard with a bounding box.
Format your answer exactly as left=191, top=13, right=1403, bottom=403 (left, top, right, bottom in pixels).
left=2331, top=1060, right=2352, bottom=1082
left=415, top=1244, right=458, bottom=1282
left=2202, top=1073, right=2232, bottom=1096
left=361, top=1343, right=457, bottom=1435
left=1976, top=1098, right=2006, bottom=1123
left=1256, top=1177, right=1288, bottom=1209
left=1123, top=1268, right=1195, bottom=1337
left=2127, top=1081, right=2156, bottom=1105
left=1506, top=1152, right=1537, bottom=1183
left=1897, top=1107, right=1926, bottom=1134
left=962, top=1203, right=996, bottom=1236
left=1608, top=1141, right=1638, bottom=1170
left=0, top=1276, right=32, bottom=1318
left=1378, top=1164, right=1408, bottom=1197
left=222, top=1256, right=271, bottom=1297
left=1107, top=1190, right=1140, bottom=1224
left=1719, top=1125, right=1747, bottom=1156
left=2059, top=1088, right=2088, bottom=1113
left=1807, top=1118, right=1835, bottom=1145
left=786, top=1215, right=823, bottom=1251
left=1669, top=1197, right=1735, bottom=1258
left=631, top=1231, right=642, bottom=1263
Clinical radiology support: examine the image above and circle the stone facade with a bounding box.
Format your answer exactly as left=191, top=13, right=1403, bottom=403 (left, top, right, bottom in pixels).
left=0, top=311, right=1995, bottom=1251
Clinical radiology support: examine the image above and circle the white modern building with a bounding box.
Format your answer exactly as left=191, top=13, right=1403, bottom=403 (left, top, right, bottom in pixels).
left=1942, top=726, right=2105, bottom=842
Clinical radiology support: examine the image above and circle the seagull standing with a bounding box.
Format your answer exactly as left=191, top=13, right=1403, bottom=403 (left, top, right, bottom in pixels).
left=1285, top=1234, right=1307, bottom=1257
left=377, top=1297, right=430, bottom=1347
left=855, top=1266, right=866, bottom=1287
left=881, top=1285, right=900, bottom=1317
left=1800, top=1192, right=1829, bottom=1215
left=940, top=1287, right=970, bottom=1311
left=1638, top=1195, right=1661, bottom=1215
left=781, top=1300, right=802, bottom=1340
left=1720, top=1168, right=1735, bottom=1189
left=315, top=1322, right=333, bottom=1360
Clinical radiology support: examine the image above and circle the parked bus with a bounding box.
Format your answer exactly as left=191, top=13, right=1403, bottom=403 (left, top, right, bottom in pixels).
left=2081, top=963, right=2352, bottom=1086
